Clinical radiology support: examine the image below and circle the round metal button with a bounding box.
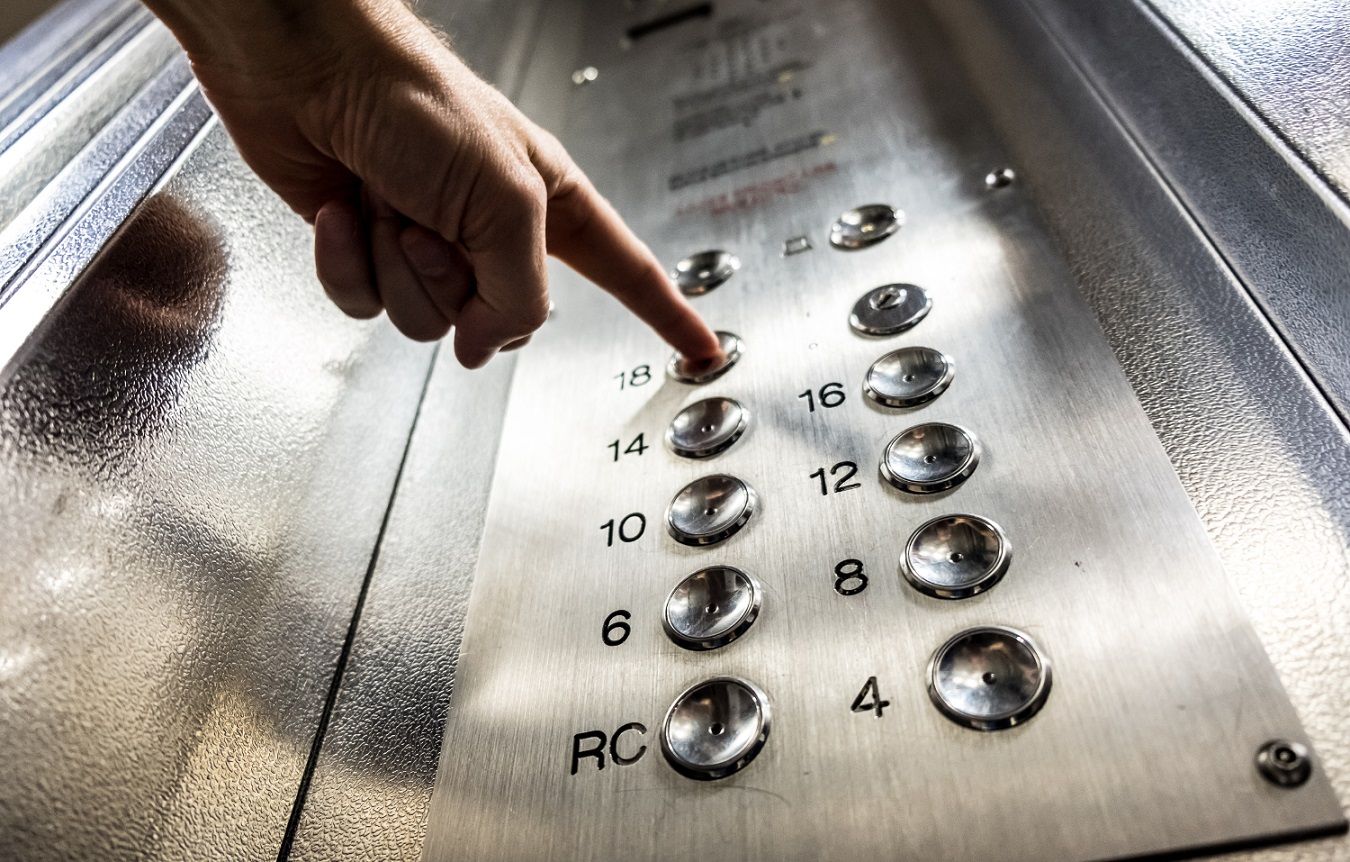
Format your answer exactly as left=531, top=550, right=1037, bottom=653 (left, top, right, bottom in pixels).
left=864, top=346, right=954, bottom=408
left=830, top=203, right=902, bottom=249
left=928, top=626, right=1050, bottom=731
left=666, top=474, right=757, bottom=546
left=671, top=250, right=739, bottom=296
left=661, top=676, right=771, bottom=780
left=849, top=284, right=931, bottom=336
left=668, top=330, right=743, bottom=384
left=667, top=397, right=749, bottom=459
left=903, top=514, right=1010, bottom=599
left=880, top=423, right=981, bottom=494
left=663, top=566, right=762, bottom=650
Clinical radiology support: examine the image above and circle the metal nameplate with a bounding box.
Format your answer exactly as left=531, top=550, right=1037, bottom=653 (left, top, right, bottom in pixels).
left=423, top=1, right=1343, bottom=858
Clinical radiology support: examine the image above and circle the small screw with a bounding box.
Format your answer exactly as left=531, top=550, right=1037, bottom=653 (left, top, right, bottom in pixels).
left=571, top=66, right=599, bottom=86
left=1255, top=739, right=1312, bottom=787
left=985, top=167, right=1016, bottom=190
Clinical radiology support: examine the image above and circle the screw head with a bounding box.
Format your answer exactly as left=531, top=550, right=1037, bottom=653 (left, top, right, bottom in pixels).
left=985, top=167, right=1016, bottom=190
left=1255, top=739, right=1313, bottom=787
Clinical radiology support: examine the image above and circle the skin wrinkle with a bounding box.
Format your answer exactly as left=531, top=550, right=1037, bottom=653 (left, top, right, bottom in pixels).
left=139, top=0, right=723, bottom=367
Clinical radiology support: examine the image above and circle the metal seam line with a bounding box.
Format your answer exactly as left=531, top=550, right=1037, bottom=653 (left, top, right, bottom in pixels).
left=273, top=344, right=442, bottom=862
left=1016, top=0, right=1350, bottom=440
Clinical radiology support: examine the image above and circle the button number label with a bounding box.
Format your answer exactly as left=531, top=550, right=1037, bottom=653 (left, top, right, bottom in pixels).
left=570, top=723, right=648, bottom=775
left=810, top=461, right=861, bottom=495
left=798, top=382, right=847, bottom=412
left=833, top=558, right=868, bottom=596
left=607, top=433, right=649, bottom=462
left=851, top=676, right=890, bottom=718
left=601, top=512, right=646, bottom=546
left=614, top=364, right=652, bottom=389
left=602, top=610, right=631, bottom=646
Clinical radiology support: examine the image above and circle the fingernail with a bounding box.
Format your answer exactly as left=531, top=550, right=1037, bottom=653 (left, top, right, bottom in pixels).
left=401, top=230, right=449, bottom=277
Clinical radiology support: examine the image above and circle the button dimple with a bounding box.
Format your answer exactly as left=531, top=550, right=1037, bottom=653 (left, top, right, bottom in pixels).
left=667, top=397, right=749, bottom=458
left=928, top=626, right=1050, bottom=731
left=881, top=423, right=981, bottom=494
left=668, top=331, right=743, bottom=384
left=667, top=474, right=757, bottom=546
left=672, top=250, right=739, bottom=296
left=830, top=204, right=902, bottom=250
left=864, top=346, right=954, bottom=408
left=903, top=514, right=1011, bottom=599
left=850, top=284, right=931, bottom=336
left=661, top=677, right=771, bottom=780
left=663, top=566, right=762, bottom=650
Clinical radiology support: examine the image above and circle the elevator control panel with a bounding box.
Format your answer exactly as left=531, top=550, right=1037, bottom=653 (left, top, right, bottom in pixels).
left=421, top=1, right=1343, bottom=859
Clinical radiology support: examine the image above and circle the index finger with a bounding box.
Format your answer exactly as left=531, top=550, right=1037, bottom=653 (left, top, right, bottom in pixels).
left=541, top=161, right=722, bottom=362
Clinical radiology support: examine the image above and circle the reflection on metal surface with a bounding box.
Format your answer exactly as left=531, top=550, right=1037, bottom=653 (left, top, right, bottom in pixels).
left=984, top=166, right=1015, bottom=189
left=880, top=422, right=981, bottom=494
left=666, top=473, right=757, bottom=546
left=424, top=3, right=1342, bottom=859
left=829, top=203, right=901, bottom=249
left=670, top=249, right=738, bottom=296
left=902, top=514, right=1009, bottom=599
left=662, top=565, right=762, bottom=650
left=928, top=626, right=1051, bottom=731
left=660, top=676, right=771, bottom=780
left=665, top=396, right=748, bottom=458
left=0, top=128, right=430, bottom=861
left=848, top=283, right=932, bottom=337
left=863, top=345, right=953, bottom=408
left=666, top=330, right=742, bottom=384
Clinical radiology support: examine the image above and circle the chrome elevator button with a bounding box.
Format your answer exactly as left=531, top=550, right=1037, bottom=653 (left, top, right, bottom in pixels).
left=864, top=346, right=954, bottom=408
left=661, top=676, right=771, bottom=780
left=849, top=284, right=931, bottom=336
left=667, top=330, right=743, bottom=384
left=667, top=397, right=749, bottom=458
left=671, top=250, right=739, bottom=296
left=928, top=626, right=1050, bottom=730
left=903, top=514, right=1010, bottom=599
left=880, top=422, right=980, bottom=494
left=830, top=203, right=902, bottom=249
left=663, top=566, right=762, bottom=650
left=667, top=474, right=757, bottom=546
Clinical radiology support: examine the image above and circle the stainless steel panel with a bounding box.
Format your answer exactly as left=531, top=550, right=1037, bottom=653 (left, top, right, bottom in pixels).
left=423, top=1, right=1343, bottom=859
left=0, top=123, right=432, bottom=859
left=927, top=2, right=1350, bottom=859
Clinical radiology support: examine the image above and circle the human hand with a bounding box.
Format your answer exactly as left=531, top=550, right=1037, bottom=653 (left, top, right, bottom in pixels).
left=142, top=0, right=722, bottom=368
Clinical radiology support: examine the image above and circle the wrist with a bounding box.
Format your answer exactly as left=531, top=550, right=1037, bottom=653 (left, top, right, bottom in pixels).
left=144, top=0, right=415, bottom=96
